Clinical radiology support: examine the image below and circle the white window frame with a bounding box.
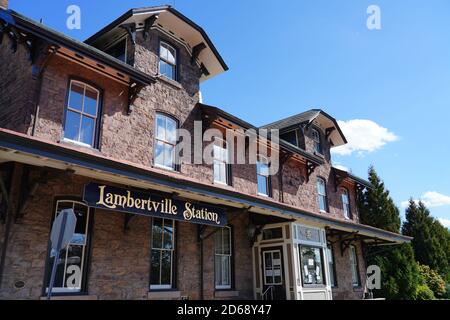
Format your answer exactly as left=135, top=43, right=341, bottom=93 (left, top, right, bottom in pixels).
left=64, top=80, right=100, bottom=148
left=154, top=113, right=178, bottom=171
left=299, top=245, right=326, bottom=286
left=150, top=218, right=176, bottom=290
left=342, top=188, right=351, bottom=219
left=326, top=244, right=337, bottom=287
left=257, top=155, right=271, bottom=197
left=213, top=138, right=229, bottom=185
left=263, top=250, right=283, bottom=286
left=312, top=128, right=322, bottom=154
left=45, top=200, right=90, bottom=294
left=159, top=41, right=177, bottom=81
left=350, top=245, right=360, bottom=287
left=317, top=177, right=328, bottom=212
left=215, top=227, right=232, bottom=290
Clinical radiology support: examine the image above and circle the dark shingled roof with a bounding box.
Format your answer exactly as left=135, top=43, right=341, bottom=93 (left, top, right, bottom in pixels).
left=261, top=110, right=322, bottom=130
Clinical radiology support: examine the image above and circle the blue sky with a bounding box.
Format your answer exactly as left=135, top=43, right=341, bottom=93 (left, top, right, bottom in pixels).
left=8, top=0, right=450, bottom=227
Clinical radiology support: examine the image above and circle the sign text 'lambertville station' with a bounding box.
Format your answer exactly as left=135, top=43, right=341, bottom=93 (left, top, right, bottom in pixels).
left=83, top=183, right=227, bottom=227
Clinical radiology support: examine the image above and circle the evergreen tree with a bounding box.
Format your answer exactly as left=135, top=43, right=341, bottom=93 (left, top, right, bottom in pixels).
left=358, top=166, right=401, bottom=233
left=402, top=200, right=450, bottom=281
left=358, top=167, right=421, bottom=300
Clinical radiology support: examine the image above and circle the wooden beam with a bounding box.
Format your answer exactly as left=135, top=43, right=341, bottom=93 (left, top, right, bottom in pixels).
left=191, top=42, right=206, bottom=65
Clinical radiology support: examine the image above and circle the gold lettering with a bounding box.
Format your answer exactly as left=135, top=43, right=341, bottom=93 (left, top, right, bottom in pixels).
left=96, top=186, right=117, bottom=209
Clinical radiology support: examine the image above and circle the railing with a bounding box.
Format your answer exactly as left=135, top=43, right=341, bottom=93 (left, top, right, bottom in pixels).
left=262, top=286, right=274, bottom=300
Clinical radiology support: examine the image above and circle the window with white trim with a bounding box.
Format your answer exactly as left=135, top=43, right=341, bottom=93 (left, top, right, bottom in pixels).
left=154, top=113, right=177, bottom=171
left=150, top=218, right=175, bottom=290
left=215, top=227, right=232, bottom=289
left=64, top=80, right=100, bottom=148
left=45, top=200, right=90, bottom=294
left=257, top=156, right=271, bottom=197
left=326, top=244, right=337, bottom=287
left=159, top=41, right=177, bottom=80
left=312, top=128, right=322, bottom=154
left=350, top=245, right=360, bottom=287
left=342, top=188, right=351, bottom=219
left=317, top=177, right=328, bottom=212
left=213, top=138, right=229, bottom=185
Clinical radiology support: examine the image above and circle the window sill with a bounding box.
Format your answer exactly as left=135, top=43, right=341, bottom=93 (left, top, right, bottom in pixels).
left=148, top=290, right=181, bottom=300
left=156, top=74, right=182, bottom=89
left=59, top=139, right=100, bottom=153
left=40, top=295, right=98, bottom=300
left=214, top=290, right=240, bottom=299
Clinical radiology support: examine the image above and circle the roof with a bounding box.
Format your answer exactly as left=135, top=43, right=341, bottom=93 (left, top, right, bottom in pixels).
left=0, top=9, right=155, bottom=86
left=261, top=109, right=348, bottom=147
left=85, top=5, right=228, bottom=82
left=0, top=128, right=410, bottom=244
left=332, top=166, right=372, bottom=189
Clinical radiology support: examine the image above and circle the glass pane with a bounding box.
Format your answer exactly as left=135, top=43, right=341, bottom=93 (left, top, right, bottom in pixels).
left=163, top=144, right=174, bottom=169
left=317, top=179, right=326, bottom=195
left=264, top=252, right=272, bottom=268
left=64, top=110, right=81, bottom=141
left=48, top=247, right=68, bottom=288
left=166, top=118, right=177, bottom=144
left=150, top=250, right=161, bottom=285
left=71, top=203, right=88, bottom=245
left=156, top=115, right=166, bottom=140
left=257, top=175, right=268, bottom=195
left=214, top=161, right=227, bottom=184
left=222, top=256, right=230, bottom=285
left=166, top=46, right=176, bottom=65
left=300, top=246, right=324, bottom=285
left=68, top=83, right=84, bottom=111
left=152, top=218, right=163, bottom=249
left=215, top=229, right=223, bottom=255
left=223, top=228, right=231, bottom=255
left=215, top=255, right=222, bottom=286
left=262, top=228, right=283, bottom=240
left=161, top=250, right=172, bottom=285
left=163, top=220, right=174, bottom=250
left=84, top=87, right=98, bottom=116
left=80, top=116, right=95, bottom=146
left=319, top=195, right=327, bottom=211
left=160, top=61, right=175, bottom=80
left=65, top=245, right=83, bottom=289
left=160, top=44, right=169, bottom=60
left=154, top=141, right=164, bottom=167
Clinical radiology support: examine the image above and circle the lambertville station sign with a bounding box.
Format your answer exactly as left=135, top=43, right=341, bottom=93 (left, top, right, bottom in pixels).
left=83, top=183, right=227, bottom=227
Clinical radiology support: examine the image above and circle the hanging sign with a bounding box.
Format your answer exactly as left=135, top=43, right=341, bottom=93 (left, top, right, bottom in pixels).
left=83, top=183, right=227, bottom=227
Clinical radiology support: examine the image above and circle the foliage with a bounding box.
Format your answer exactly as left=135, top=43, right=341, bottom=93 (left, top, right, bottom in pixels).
left=418, top=264, right=446, bottom=298
left=415, top=284, right=435, bottom=300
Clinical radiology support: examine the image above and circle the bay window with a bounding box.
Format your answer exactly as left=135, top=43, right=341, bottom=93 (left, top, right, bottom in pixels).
left=64, top=80, right=100, bottom=148
left=150, top=218, right=176, bottom=290
left=215, top=227, right=232, bottom=290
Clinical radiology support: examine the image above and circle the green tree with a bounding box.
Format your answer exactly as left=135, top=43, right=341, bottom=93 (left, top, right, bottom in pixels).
left=358, top=166, right=401, bottom=233
left=418, top=264, right=446, bottom=298
left=402, top=200, right=450, bottom=280
left=358, top=167, right=421, bottom=300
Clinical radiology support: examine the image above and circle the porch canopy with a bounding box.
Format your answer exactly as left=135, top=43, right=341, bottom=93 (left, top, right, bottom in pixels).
left=0, top=128, right=411, bottom=245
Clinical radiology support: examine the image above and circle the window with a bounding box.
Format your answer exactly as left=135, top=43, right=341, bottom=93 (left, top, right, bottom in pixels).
left=150, top=218, right=175, bottom=290
left=213, top=138, right=229, bottom=185
left=159, top=41, right=177, bottom=81
left=263, top=250, right=282, bottom=285
left=257, top=156, right=271, bottom=197
left=326, top=244, right=337, bottom=287
left=154, top=113, right=177, bottom=171
left=215, top=227, right=232, bottom=290
left=317, top=178, right=328, bottom=212
left=299, top=246, right=325, bottom=286
left=342, top=188, right=351, bottom=219
left=312, top=128, right=322, bottom=154
left=262, top=227, right=283, bottom=241
left=105, top=38, right=127, bottom=62
left=45, top=200, right=90, bottom=294
left=281, top=130, right=298, bottom=146
left=64, top=80, right=100, bottom=148
left=350, top=245, right=360, bottom=287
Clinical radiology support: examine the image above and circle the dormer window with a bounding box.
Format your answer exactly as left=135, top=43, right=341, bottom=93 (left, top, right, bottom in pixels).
left=312, top=128, right=322, bottom=154
left=159, top=41, right=177, bottom=81
left=105, top=38, right=127, bottom=63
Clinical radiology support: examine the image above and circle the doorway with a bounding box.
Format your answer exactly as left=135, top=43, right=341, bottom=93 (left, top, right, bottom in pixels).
left=261, top=246, right=286, bottom=300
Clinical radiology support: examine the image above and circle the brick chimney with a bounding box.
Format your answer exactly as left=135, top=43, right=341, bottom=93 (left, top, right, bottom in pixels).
left=0, top=0, right=8, bottom=9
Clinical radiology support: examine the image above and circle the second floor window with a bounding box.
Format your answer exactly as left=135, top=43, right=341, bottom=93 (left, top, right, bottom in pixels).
left=64, top=80, right=100, bottom=148
left=317, top=178, right=328, bottom=212
left=154, top=113, right=177, bottom=171
left=312, top=129, right=322, bottom=154
left=213, top=138, right=229, bottom=185
left=159, top=41, right=177, bottom=81
left=342, top=188, right=351, bottom=219
left=257, top=156, right=271, bottom=197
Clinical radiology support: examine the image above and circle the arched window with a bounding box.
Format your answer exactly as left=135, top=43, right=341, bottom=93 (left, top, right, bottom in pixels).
left=316, top=177, right=328, bottom=212
left=341, top=188, right=351, bottom=219
left=159, top=41, right=177, bottom=81
left=64, top=80, right=100, bottom=148
left=45, top=200, right=91, bottom=294
left=154, top=113, right=178, bottom=171
left=312, top=128, right=322, bottom=154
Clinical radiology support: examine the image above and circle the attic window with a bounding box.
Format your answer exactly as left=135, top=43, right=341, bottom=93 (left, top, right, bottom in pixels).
left=312, top=128, right=323, bottom=154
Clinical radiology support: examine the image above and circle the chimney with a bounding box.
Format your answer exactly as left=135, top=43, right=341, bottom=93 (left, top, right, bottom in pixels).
left=0, top=0, right=8, bottom=9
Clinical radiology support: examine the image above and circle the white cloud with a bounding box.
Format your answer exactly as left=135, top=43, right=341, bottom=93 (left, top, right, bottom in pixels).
left=438, top=218, right=450, bottom=228
left=332, top=119, right=399, bottom=156
left=401, top=191, right=450, bottom=208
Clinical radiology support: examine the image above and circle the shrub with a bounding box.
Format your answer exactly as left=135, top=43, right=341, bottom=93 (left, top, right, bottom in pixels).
left=416, top=285, right=435, bottom=300
left=418, top=264, right=446, bottom=298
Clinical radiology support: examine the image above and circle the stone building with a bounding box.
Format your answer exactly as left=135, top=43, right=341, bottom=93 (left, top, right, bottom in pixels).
left=0, top=3, right=410, bottom=300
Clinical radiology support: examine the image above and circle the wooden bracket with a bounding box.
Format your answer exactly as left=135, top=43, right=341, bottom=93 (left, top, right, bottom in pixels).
left=305, top=160, right=318, bottom=183
left=120, top=23, right=136, bottom=45
left=200, top=63, right=210, bottom=77
left=127, top=82, right=143, bottom=115
left=143, top=15, right=158, bottom=40
left=191, top=42, right=206, bottom=65
left=333, top=169, right=346, bottom=192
